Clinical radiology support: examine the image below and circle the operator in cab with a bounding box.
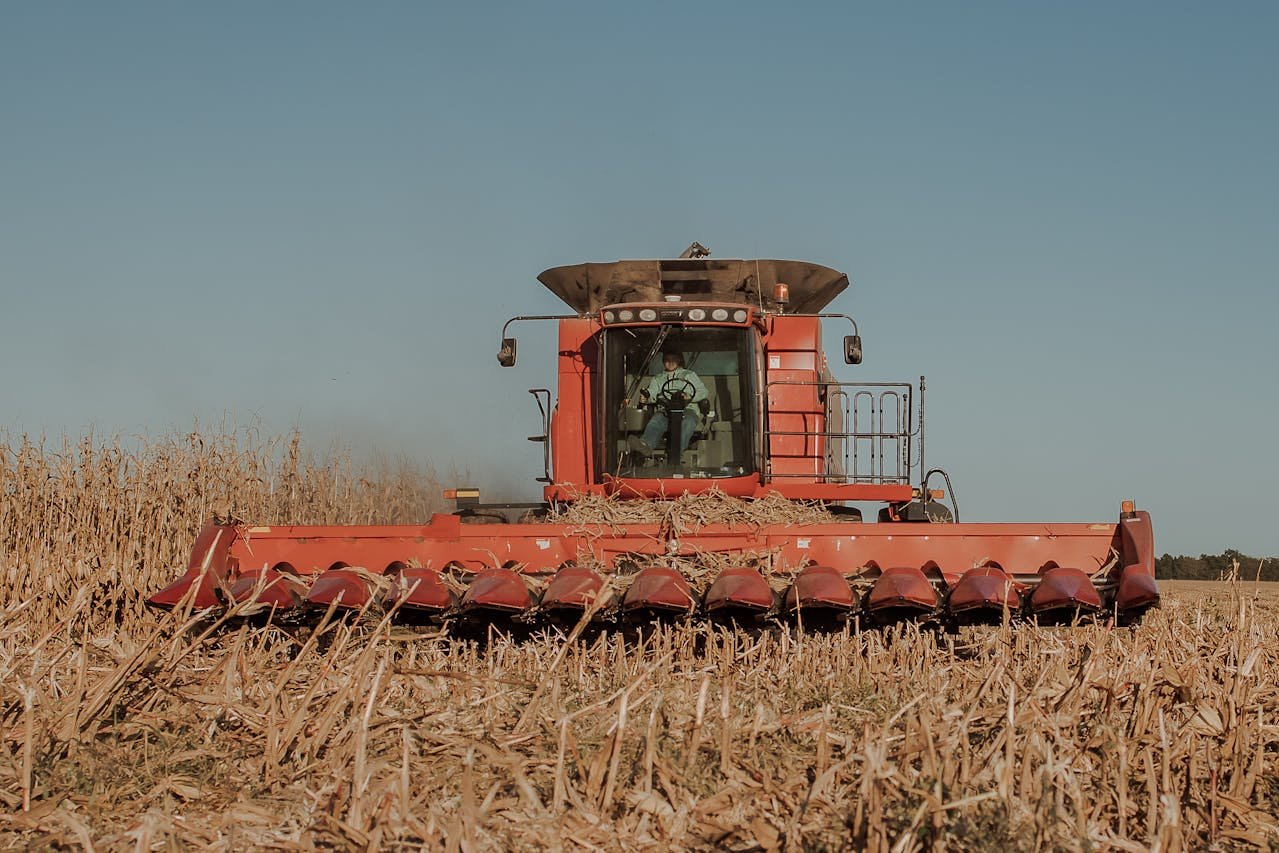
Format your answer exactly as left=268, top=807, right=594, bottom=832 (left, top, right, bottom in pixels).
left=629, top=350, right=709, bottom=457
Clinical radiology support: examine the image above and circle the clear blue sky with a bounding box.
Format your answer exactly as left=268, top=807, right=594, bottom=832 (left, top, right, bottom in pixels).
left=2, top=2, right=1276, bottom=556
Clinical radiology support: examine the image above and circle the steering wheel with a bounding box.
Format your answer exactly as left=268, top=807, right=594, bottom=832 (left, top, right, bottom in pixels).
left=656, top=376, right=697, bottom=406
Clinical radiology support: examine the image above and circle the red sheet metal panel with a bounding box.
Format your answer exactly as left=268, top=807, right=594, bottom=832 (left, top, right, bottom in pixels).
left=305, top=569, right=374, bottom=610
left=145, top=523, right=240, bottom=608
left=158, top=518, right=1126, bottom=582
left=460, top=568, right=534, bottom=614
left=783, top=564, right=855, bottom=613
left=948, top=566, right=1022, bottom=613
left=1028, top=567, right=1102, bottom=613
left=866, top=566, right=938, bottom=613
left=229, top=566, right=307, bottom=610
left=542, top=565, right=609, bottom=613
left=550, top=317, right=600, bottom=487
left=388, top=567, right=452, bottom=613
left=622, top=566, right=694, bottom=615
left=704, top=567, right=773, bottom=614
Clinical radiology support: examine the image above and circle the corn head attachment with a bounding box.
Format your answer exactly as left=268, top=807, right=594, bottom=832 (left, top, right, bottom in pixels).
left=148, top=505, right=1158, bottom=628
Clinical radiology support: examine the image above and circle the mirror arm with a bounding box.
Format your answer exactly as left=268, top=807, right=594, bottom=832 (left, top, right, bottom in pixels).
left=496, top=314, right=582, bottom=367
left=808, top=312, right=859, bottom=336
left=500, top=314, right=581, bottom=339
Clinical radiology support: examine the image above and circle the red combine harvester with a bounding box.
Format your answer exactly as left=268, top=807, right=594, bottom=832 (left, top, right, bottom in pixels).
left=149, top=246, right=1159, bottom=628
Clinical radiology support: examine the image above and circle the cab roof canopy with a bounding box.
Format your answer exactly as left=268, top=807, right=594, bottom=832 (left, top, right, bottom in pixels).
left=537, top=258, right=850, bottom=314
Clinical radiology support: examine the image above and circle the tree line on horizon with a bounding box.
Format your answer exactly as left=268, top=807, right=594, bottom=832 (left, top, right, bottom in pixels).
left=1156, top=548, right=1276, bottom=581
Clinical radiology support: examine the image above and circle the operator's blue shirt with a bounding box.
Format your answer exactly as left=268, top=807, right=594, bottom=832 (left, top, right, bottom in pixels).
left=641, top=367, right=708, bottom=407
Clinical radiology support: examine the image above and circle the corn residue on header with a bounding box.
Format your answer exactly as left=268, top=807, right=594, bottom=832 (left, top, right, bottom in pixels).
left=546, top=489, right=836, bottom=531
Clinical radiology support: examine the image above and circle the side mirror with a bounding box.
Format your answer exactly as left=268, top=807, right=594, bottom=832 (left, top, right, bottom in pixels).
left=497, top=337, right=517, bottom=367
left=843, top=334, right=862, bottom=365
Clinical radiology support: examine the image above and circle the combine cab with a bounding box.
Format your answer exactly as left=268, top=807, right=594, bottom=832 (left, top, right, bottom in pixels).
left=149, top=246, right=1159, bottom=628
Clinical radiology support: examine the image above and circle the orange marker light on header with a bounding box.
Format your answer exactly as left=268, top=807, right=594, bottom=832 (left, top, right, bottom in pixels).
left=774, top=283, right=790, bottom=305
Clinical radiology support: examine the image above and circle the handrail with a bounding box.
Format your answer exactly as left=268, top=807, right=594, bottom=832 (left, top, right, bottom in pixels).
left=764, top=379, right=917, bottom=485
left=528, top=389, right=552, bottom=483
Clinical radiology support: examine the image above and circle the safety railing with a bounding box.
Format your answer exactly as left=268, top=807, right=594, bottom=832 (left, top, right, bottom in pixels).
left=764, top=380, right=919, bottom=485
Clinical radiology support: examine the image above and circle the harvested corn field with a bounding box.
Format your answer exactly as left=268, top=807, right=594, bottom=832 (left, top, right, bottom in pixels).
left=1, top=432, right=1277, bottom=850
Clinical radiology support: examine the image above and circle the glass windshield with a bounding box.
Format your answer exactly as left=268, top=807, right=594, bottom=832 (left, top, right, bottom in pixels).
left=601, top=325, right=758, bottom=479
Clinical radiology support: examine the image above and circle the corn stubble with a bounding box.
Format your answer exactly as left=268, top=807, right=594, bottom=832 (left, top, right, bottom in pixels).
left=1, top=431, right=1277, bottom=850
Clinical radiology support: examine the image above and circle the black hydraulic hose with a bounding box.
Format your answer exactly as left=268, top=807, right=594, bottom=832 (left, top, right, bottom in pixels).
left=923, top=467, right=959, bottom=523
